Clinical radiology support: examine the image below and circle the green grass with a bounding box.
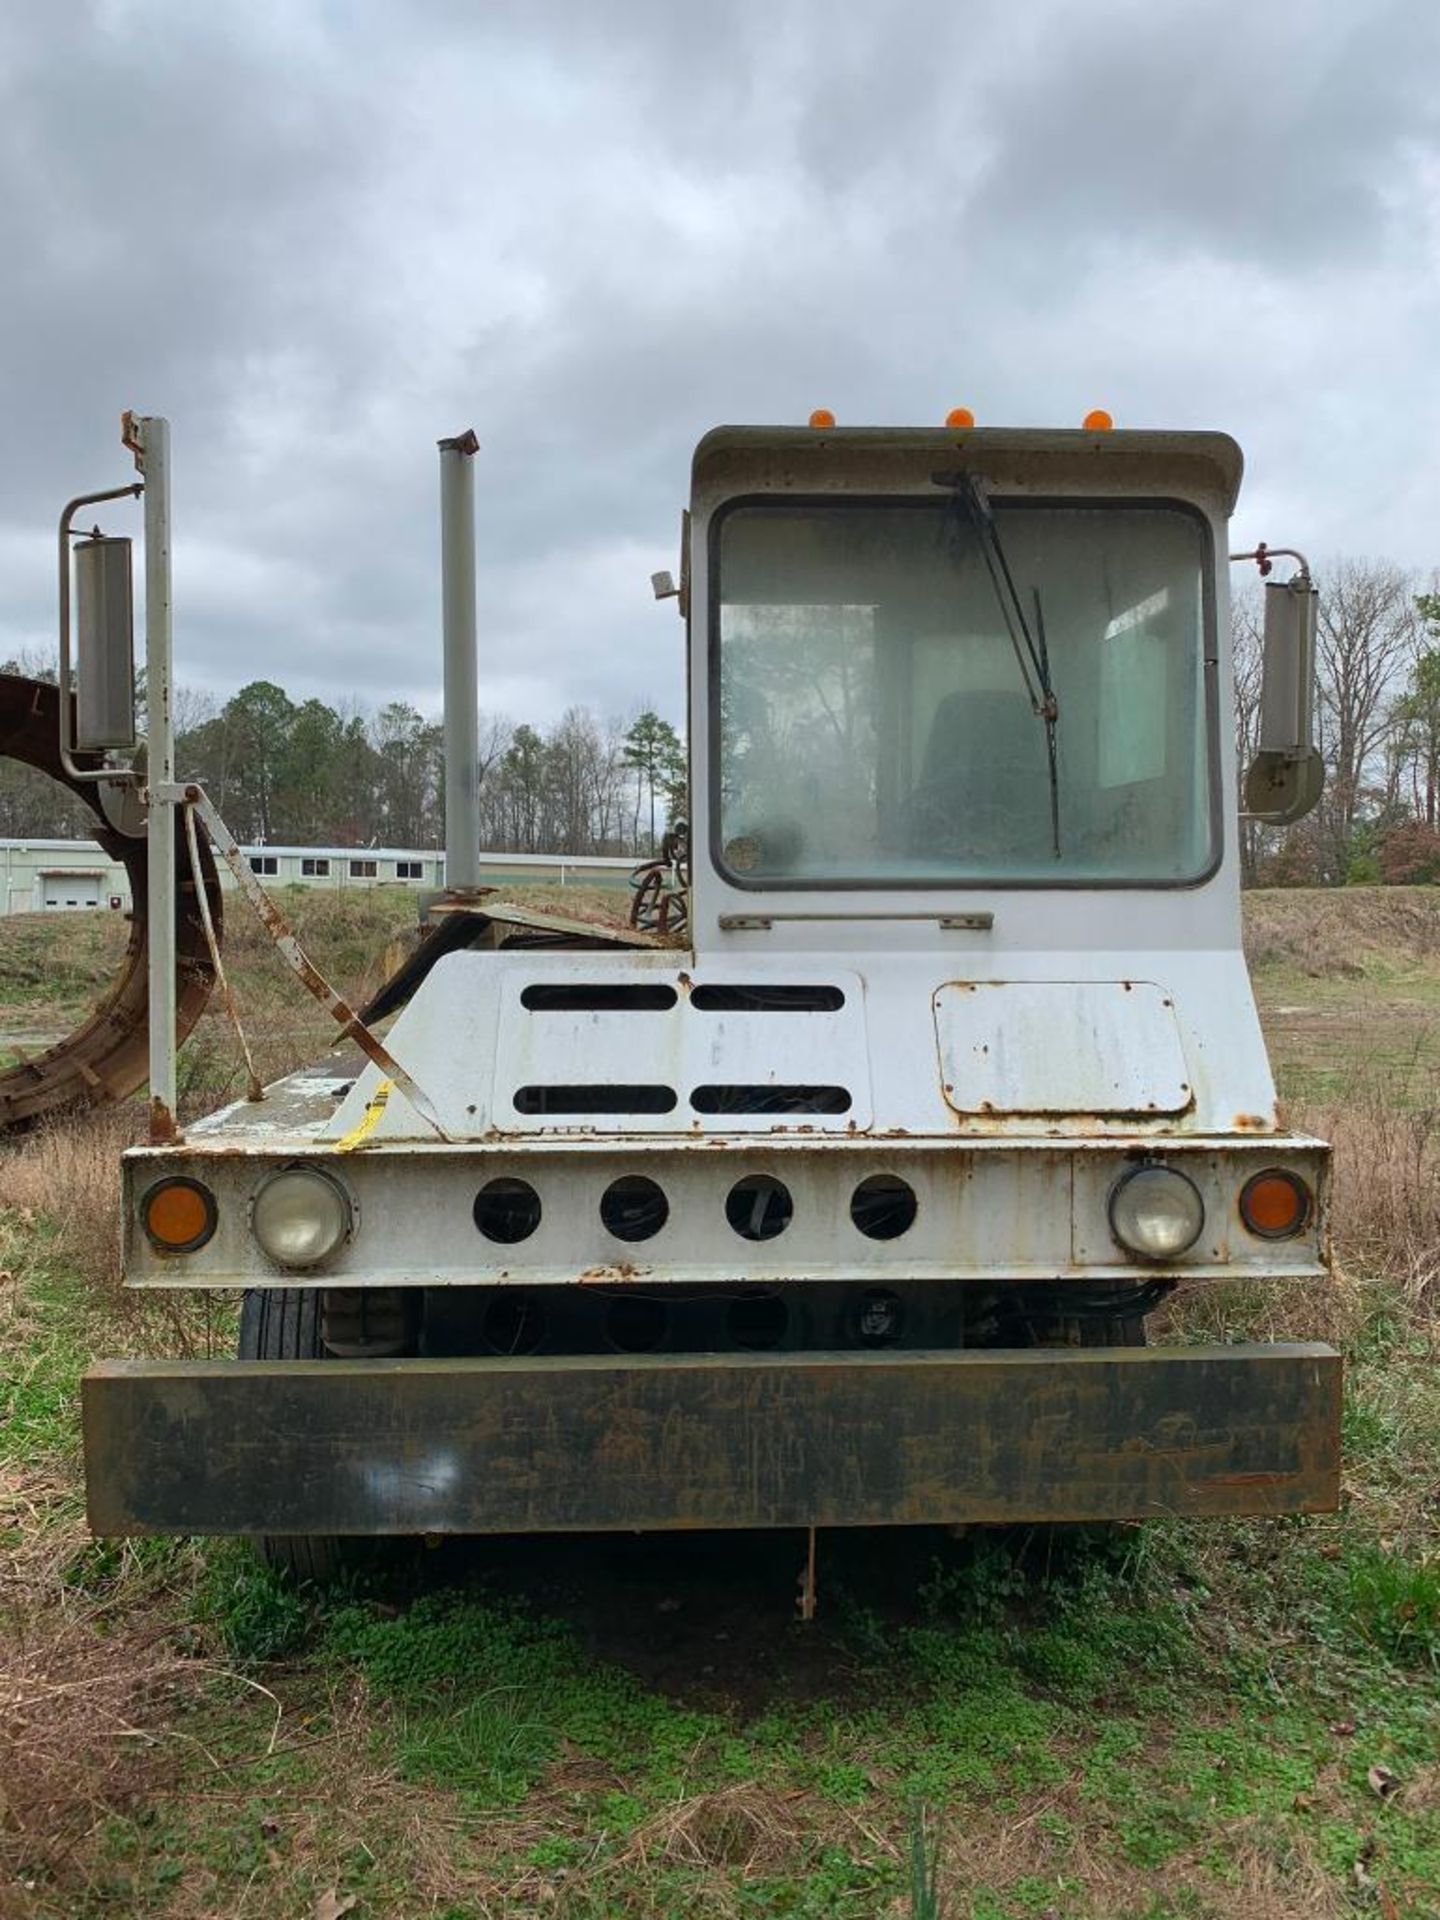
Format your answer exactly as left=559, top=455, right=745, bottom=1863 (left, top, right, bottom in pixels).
left=5, top=1226, right=1440, bottom=1916
left=8, top=1219, right=1435, bottom=1920
left=5, top=887, right=1440, bottom=1915
left=0, top=1223, right=97, bottom=1467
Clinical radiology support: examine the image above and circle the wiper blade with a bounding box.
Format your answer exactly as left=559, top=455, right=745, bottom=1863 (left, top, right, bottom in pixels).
left=1030, top=583, right=1061, bottom=861
left=935, top=471, right=1062, bottom=858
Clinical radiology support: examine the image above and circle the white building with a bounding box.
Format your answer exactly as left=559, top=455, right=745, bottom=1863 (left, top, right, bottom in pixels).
left=0, top=838, right=634, bottom=915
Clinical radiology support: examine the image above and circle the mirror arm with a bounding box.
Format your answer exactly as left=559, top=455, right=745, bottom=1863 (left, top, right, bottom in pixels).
left=1230, top=543, right=1311, bottom=585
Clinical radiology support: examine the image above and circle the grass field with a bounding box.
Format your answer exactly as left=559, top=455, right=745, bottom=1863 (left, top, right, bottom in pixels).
left=2, top=888, right=1438, bottom=1918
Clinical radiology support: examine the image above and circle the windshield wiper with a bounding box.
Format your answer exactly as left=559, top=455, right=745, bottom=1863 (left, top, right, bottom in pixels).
left=935, top=471, right=1062, bottom=858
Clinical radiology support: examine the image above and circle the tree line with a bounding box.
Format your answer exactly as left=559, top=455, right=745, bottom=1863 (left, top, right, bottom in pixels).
left=0, top=667, right=687, bottom=858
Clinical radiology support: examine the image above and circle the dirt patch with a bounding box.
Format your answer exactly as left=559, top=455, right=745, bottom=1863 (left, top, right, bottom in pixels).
left=429, top=1526, right=965, bottom=1716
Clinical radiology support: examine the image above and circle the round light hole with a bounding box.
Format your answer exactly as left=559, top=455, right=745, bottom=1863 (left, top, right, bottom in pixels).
left=474, top=1177, right=542, bottom=1244
left=850, top=1174, right=917, bottom=1241
left=600, top=1175, right=669, bottom=1243
left=725, top=1174, right=793, bottom=1242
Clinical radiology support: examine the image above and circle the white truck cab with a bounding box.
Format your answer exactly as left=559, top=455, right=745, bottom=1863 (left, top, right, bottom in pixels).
left=84, top=420, right=1340, bottom=1556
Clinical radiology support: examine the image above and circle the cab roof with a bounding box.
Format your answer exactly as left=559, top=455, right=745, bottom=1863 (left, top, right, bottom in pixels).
left=692, top=426, right=1244, bottom=514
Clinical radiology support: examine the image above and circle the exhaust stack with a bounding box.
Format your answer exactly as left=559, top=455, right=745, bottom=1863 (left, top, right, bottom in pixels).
left=438, top=430, right=481, bottom=893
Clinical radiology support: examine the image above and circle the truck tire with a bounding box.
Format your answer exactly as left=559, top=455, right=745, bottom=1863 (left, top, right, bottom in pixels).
left=1073, top=1312, right=1147, bottom=1348
left=1021, top=1310, right=1150, bottom=1350
left=236, top=1288, right=343, bottom=1585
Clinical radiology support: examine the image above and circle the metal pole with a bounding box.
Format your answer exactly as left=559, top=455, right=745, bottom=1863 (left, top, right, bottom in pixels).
left=439, top=429, right=481, bottom=893
left=135, top=415, right=178, bottom=1140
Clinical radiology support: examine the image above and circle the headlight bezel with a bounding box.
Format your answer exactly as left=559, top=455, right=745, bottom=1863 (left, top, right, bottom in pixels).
left=1108, top=1162, right=1206, bottom=1263
left=1238, top=1167, right=1313, bottom=1241
left=249, top=1162, right=356, bottom=1271
left=140, top=1175, right=219, bottom=1255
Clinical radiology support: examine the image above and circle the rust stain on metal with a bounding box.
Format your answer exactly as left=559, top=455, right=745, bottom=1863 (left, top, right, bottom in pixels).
left=148, top=1094, right=180, bottom=1145
left=577, top=1262, right=643, bottom=1284
left=1232, top=1113, right=1272, bottom=1132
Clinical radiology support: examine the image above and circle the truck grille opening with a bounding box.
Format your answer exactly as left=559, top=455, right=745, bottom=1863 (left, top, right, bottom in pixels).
left=600, top=1175, right=669, bottom=1242
left=725, top=1174, right=793, bottom=1241
left=727, top=1291, right=789, bottom=1350
left=473, top=1177, right=542, bottom=1243
left=689, top=984, right=845, bottom=1012
left=480, top=1292, right=547, bottom=1354
left=850, top=1174, right=918, bottom=1240
left=605, top=1295, right=667, bottom=1352
left=852, top=1288, right=906, bottom=1346
left=691, top=1085, right=851, bottom=1115
left=513, top=1085, right=677, bottom=1115
left=521, top=983, right=678, bottom=1012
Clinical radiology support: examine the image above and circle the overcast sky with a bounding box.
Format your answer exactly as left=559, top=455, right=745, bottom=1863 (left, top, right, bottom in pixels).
left=2, top=0, right=1437, bottom=732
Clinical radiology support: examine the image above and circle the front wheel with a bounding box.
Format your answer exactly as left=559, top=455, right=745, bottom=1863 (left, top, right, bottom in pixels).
left=237, top=1289, right=343, bottom=1584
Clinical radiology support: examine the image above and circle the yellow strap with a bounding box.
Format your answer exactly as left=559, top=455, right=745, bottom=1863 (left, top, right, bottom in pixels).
left=336, top=1077, right=393, bottom=1153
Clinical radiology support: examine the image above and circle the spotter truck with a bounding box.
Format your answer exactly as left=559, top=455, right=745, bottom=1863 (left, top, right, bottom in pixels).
left=78, top=412, right=1340, bottom=1569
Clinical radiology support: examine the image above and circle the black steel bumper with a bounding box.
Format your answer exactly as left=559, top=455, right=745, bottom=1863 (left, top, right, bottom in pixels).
left=83, top=1343, right=1341, bottom=1536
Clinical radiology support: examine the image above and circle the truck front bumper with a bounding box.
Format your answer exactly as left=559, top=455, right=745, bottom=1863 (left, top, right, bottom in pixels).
left=83, top=1343, right=1340, bottom=1536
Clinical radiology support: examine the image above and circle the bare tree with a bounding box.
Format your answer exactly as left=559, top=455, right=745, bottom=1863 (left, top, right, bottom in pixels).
left=1313, top=558, right=1416, bottom=880
left=1231, top=588, right=1265, bottom=886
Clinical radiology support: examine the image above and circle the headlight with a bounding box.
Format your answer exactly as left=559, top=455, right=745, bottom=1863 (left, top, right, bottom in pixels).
left=1108, top=1164, right=1204, bottom=1261
left=251, top=1165, right=353, bottom=1269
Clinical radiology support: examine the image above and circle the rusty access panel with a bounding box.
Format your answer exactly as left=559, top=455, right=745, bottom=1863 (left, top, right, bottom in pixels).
left=934, top=980, right=1192, bottom=1116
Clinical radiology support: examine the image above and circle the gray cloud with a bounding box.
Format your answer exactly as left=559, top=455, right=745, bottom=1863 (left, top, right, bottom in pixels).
left=1, top=0, right=1437, bottom=730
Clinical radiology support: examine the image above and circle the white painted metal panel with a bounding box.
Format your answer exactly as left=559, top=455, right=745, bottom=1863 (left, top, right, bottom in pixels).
left=489, top=966, right=871, bottom=1134
left=122, top=1136, right=1330, bottom=1290
left=933, top=980, right=1191, bottom=1116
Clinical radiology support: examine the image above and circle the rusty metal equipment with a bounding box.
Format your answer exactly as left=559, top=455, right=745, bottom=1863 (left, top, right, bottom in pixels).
left=0, top=672, right=220, bottom=1131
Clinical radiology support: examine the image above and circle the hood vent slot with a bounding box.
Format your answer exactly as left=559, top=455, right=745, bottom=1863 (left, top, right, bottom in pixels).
left=514, top=1084, right=677, bottom=1115
left=521, top=984, right=677, bottom=1012
left=691, top=1084, right=852, bottom=1115
left=690, top=984, right=845, bottom=1012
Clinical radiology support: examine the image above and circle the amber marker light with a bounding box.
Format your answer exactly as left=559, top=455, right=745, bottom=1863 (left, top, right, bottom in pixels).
left=1239, top=1169, right=1311, bottom=1240
left=142, top=1177, right=217, bottom=1254
left=946, top=406, right=975, bottom=429
left=808, top=408, right=836, bottom=429
left=1083, top=408, right=1114, bottom=431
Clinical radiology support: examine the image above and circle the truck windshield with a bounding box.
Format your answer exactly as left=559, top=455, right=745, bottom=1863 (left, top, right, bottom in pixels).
left=714, top=499, right=1215, bottom=887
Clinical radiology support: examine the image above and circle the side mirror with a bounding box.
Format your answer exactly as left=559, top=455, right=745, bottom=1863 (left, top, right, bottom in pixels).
left=74, top=533, right=137, bottom=752
left=1243, top=571, right=1324, bottom=825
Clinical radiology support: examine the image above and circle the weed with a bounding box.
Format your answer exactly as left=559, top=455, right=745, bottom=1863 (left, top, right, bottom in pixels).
left=200, top=1542, right=315, bottom=1662
left=907, top=1803, right=943, bottom=1919
left=1341, top=1544, right=1440, bottom=1668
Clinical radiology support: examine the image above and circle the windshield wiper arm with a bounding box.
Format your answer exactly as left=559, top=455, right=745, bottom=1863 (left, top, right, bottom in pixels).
left=935, top=471, right=1062, bottom=858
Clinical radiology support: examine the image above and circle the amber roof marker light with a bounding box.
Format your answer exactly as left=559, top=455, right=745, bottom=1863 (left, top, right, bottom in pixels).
left=808, top=408, right=836, bottom=430
left=945, top=407, right=975, bottom=429
left=1239, top=1169, right=1311, bottom=1240
left=1083, top=408, right=1115, bottom=431
left=141, top=1176, right=218, bottom=1254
